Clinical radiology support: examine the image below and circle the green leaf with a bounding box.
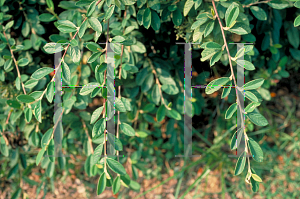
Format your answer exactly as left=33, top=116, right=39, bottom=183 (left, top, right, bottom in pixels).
left=248, top=137, right=264, bottom=162
left=294, top=15, right=300, bottom=27
left=79, top=82, right=100, bottom=95
left=230, top=128, right=243, bottom=150
left=57, top=25, right=77, bottom=33
left=4, top=59, right=13, bottom=72
left=167, top=109, right=182, bottom=120
left=237, top=60, right=255, bottom=71
left=11, top=188, right=21, bottom=199
left=120, top=123, right=135, bottom=136
left=24, top=107, right=32, bottom=123
left=228, top=23, right=251, bottom=35
left=210, top=50, right=222, bottom=66
left=105, top=5, right=115, bottom=20
left=194, top=0, right=202, bottom=9
left=18, top=58, right=29, bottom=67
left=62, top=62, right=71, bottom=82
left=71, top=46, right=81, bottom=63
left=251, top=174, right=262, bottom=182
left=36, top=147, right=46, bottom=166
left=5, top=21, right=14, bottom=31
left=121, top=97, right=132, bottom=111
left=89, top=17, right=102, bottom=33
left=245, top=91, right=259, bottom=102
left=250, top=6, right=267, bottom=21
left=112, top=176, right=121, bottom=194
left=78, top=20, right=88, bottom=38
left=268, top=0, right=289, bottom=10
left=97, top=172, right=106, bottom=195
left=39, top=13, right=56, bottom=22
left=87, top=0, right=97, bottom=17
left=244, top=79, right=264, bottom=90
left=221, top=81, right=231, bottom=99
left=250, top=175, right=260, bottom=192
left=47, top=139, right=55, bottom=162
left=17, top=94, right=35, bottom=103
left=0, top=137, right=9, bottom=157
left=41, top=128, right=53, bottom=147
left=91, top=106, right=104, bottom=124
left=161, top=84, right=179, bottom=95
left=46, top=161, right=55, bottom=177
left=156, top=105, right=166, bottom=122
left=245, top=102, right=260, bottom=113
left=115, top=98, right=126, bottom=112
left=205, top=77, right=230, bottom=94
left=88, top=52, right=102, bottom=63
left=7, top=164, right=18, bottom=179
left=31, top=67, right=54, bottom=80
left=184, top=0, right=195, bottom=16
left=225, top=2, right=239, bottom=27
left=21, top=21, right=30, bottom=37
left=92, top=118, right=106, bottom=137
left=295, top=1, right=300, bottom=8
left=43, top=43, right=64, bottom=54
left=106, top=158, right=127, bottom=175
left=24, top=79, right=38, bottom=89
left=204, top=21, right=214, bottom=37
left=234, top=151, right=246, bottom=175
left=92, top=144, right=103, bottom=165
left=46, top=81, right=54, bottom=103
left=143, top=8, right=151, bottom=29
left=46, top=0, right=54, bottom=10
left=247, top=112, right=268, bottom=127
left=151, top=84, right=160, bottom=105
left=107, top=133, right=123, bottom=151
left=172, top=8, right=183, bottom=26
left=34, top=100, right=42, bottom=123
left=151, top=10, right=161, bottom=31
left=225, top=103, right=237, bottom=119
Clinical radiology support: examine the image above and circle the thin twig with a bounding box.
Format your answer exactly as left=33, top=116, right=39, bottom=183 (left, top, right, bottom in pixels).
left=243, top=0, right=272, bottom=8
left=103, top=17, right=110, bottom=172
left=133, top=92, right=144, bottom=129
left=82, top=120, right=94, bottom=154
left=3, top=31, right=27, bottom=95
left=147, top=58, right=171, bottom=110
left=116, top=8, right=127, bottom=162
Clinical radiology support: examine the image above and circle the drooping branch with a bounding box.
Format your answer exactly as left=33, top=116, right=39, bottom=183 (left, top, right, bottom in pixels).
left=211, top=0, right=251, bottom=172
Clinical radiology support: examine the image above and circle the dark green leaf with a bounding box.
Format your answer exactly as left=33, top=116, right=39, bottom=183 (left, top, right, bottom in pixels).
left=97, top=173, right=107, bottom=195
left=248, top=137, right=264, bottom=162
left=225, top=103, right=237, bottom=119
left=105, top=5, right=115, bottom=20
left=89, top=17, right=102, bottom=33
left=87, top=0, right=97, bottom=17
left=250, top=6, right=267, bottom=21
left=225, top=3, right=239, bottom=27
left=234, top=151, right=246, bottom=175
left=151, top=84, right=160, bottom=105
left=156, top=105, right=166, bottom=122
left=112, top=176, right=121, bottom=194
left=31, top=67, right=54, bottom=80
left=120, top=123, right=135, bottom=136
left=143, top=8, right=151, bottom=29
left=17, top=94, right=35, bottom=103
left=247, top=112, right=268, bottom=126
left=106, top=158, right=127, bottom=175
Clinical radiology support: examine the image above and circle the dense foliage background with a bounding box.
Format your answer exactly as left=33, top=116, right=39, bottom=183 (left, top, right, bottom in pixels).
left=1, top=0, right=300, bottom=198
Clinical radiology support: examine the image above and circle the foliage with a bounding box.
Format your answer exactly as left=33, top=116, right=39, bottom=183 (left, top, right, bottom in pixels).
left=0, top=0, right=300, bottom=197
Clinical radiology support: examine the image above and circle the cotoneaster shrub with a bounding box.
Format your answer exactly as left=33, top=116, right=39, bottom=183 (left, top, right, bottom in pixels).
left=0, top=0, right=300, bottom=197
